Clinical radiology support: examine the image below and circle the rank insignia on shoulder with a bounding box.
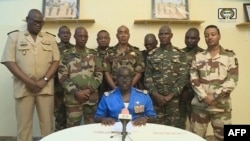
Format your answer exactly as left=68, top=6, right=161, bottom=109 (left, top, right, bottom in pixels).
left=46, top=32, right=56, bottom=37
left=104, top=89, right=115, bottom=96
left=225, top=49, right=235, bottom=53
left=136, top=89, right=148, bottom=94
left=7, top=30, right=19, bottom=35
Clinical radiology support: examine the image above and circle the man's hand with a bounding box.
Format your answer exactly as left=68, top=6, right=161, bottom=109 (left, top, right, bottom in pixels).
left=25, top=79, right=41, bottom=93
left=75, top=89, right=90, bottom=103
left=203, top=94, right=216, bottom=106
left=133, top=117, right=147, bottom=127
left=153, top=93, right=167, bottom=106
left=164, top=93, right=174, bottom=103
left=101, top=117, right=116, bottom=126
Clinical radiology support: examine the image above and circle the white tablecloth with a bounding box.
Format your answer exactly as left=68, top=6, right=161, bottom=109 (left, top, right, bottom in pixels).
left=41, top=123, right=206, bottom=141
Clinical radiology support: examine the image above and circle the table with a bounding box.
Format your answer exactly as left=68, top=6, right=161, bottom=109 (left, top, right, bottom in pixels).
left=41, top=123, right=206, bottom=141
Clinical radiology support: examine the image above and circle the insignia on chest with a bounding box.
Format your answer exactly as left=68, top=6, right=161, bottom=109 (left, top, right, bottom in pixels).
left=41, top=40, right=51, bottom=45
left=134, top=101, right=145, bottom=113
left=20, top=41, right=28, bottom=47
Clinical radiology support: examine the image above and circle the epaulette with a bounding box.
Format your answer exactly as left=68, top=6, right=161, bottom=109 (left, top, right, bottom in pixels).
left=225, top=49, right=235, bottom=53
left=104, top=89, right=115, bottom=96
left=173, top=46, right=185, bottom=53
left=46, top=32, right=56, bottom=37
left=7, top=30, right=19, bottom=35
left=135, top=89, right=148, bottom=95
left=132, top=46, right=139, bottom=50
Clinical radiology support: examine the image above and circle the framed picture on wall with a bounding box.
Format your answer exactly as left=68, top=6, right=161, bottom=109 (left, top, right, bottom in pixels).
left=243, top=3, right=250, bottom=22
left=42, top=0, right=79, bottom=19
left=152, top=0, right=189, bottom=20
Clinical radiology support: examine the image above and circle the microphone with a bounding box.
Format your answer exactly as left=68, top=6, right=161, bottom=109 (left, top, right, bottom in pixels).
left=118, top=108, right=132, bottom=141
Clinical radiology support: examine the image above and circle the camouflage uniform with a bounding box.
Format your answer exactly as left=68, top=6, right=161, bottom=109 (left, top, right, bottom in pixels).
left=58, top=47, right=103, bottom=127
left=190, top=47, right=239, bottom=140
left=145, top=44, right=188, bottom=128
left=103, top=44, right=145, bottom=85
left=95, top=47, right=111, bottom=101
left=179, top=46, right=204, bottom=129
left=54, top=42, right=74, bottom=131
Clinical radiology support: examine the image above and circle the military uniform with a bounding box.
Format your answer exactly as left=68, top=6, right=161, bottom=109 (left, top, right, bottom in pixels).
left=54, top=42, right=74, bottom=131
left=58, top=47, right=103, bottom=127
left=145, top=44, right=188, bottom=128
left=190, top=47, right=238, bottom=140
left=1, top=30, right=60, bottom=141
left=95, top=87, right=156, bottom=121
left=103, top=44, right=145, bottom=85
left=95, top=47, right=111, bottom=101
left=179, top=46, right=204, bottom=129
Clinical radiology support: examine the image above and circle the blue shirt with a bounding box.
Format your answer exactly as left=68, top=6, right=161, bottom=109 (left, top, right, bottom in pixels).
left=95, top=87, right=156, bottom=121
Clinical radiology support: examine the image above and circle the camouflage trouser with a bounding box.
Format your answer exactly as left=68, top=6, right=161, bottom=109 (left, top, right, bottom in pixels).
left=191, top=106, right=232, bottom=141
left=179, top=85, right=195, bottom=130
left=154, top=97, right=182, bottom=128
left=54, top=83, right=67, bottom=131
left=66, top=104, right=97, bottom=127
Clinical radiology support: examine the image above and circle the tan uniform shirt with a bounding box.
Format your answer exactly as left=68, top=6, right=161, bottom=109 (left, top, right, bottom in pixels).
left=1, top=30, right=60, bottom=98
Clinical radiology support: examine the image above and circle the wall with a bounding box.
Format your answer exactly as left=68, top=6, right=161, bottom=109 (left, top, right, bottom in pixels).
left=0, top=0, right=249, bottom=136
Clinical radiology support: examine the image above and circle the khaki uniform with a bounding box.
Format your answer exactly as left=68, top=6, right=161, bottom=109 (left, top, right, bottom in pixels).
left=190, top=47, right=239, bottom=140
left=1, top=30, right=60, bottom=141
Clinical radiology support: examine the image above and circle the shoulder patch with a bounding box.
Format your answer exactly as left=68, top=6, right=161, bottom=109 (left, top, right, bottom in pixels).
left=135, top=89, right=148, bottom=95
left=7, top=30, right=19, bottom=35
left=46, top=32, right=56, bottom=37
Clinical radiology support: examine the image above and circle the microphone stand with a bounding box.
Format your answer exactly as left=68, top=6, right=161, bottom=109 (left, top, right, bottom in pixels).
left=121, top=119, right=128, bottom=141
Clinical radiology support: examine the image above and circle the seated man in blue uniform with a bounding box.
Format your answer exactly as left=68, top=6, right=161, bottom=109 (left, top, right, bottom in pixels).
left=95, top=66, right=156, bottom=126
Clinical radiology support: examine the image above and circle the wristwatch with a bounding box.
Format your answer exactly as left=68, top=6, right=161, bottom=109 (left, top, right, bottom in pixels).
left=43, top=76, right=49, bottom=82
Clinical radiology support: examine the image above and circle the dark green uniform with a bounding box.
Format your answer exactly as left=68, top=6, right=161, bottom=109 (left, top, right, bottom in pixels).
left=179, top=46, right=204, bottom=129
left=145, top=44, right=189, bottom=128
left=58, top=47, right=103, bottom=127
left=54, top=42, right=75, bottom=131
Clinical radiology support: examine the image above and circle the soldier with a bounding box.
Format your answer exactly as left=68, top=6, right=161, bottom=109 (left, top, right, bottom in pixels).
left=144, top=25, right=188, bottom=128
left=1, top=9, right=60, bottom=141
left=95, top=30, right=111, bottom=100
left=190, top=25, right=239, bottom=140
left=103, top=25, right=145, bottom=89
left=179, top=28, right=204, bottom=130
left=137, top=33, right=158, bottom=90
left=54, top=26, right=74, bottom=131
left=95, top=66, right=156, bottom=126
left=58, top=26, right=103, bottom=127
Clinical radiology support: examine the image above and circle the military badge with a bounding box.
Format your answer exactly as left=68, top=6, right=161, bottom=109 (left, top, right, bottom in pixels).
left=134, top=105, right=145, bottom=113
left=41, top=40, right=51, bottom=45
left=24, top=32, right=29, bottom=36
left=20, top=41, right=28, bottom=47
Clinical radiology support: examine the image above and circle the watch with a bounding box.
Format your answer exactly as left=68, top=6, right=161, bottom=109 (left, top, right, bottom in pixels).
left=43, top=76, right=49, bottom=82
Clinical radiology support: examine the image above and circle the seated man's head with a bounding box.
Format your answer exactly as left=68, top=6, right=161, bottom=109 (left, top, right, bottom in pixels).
left=117, top=66, right=133, bottom=91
